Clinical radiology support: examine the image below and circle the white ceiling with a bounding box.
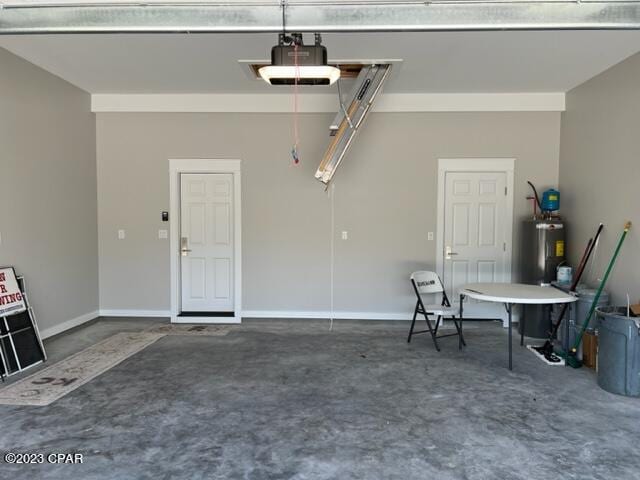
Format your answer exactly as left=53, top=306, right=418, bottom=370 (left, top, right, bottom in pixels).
left=1, top=30, right=640, bottom=94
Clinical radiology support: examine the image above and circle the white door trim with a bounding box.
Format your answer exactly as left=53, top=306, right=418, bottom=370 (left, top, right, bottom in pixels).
left=436, top=158, right=515, bottom=324
left=169, top=159, right=242, bottom=324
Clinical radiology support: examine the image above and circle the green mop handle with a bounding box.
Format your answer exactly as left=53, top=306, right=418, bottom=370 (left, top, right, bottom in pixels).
left=571, top=221, right=632, bottom=354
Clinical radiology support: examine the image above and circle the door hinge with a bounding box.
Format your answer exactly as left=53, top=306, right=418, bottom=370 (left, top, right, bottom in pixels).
left=504, top=186, right=508, bottom=196
left=503, top=242, right=506, bottom=251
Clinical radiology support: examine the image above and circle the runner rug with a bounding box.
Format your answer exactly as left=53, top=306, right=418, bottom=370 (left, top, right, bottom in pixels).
left=0, top=332, right=164, bottom=406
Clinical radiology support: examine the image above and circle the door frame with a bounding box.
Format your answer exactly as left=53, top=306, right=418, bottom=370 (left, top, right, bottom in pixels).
left=169, top=158, right=242, bottom=324
left=436, top=158, right=515, bottom=323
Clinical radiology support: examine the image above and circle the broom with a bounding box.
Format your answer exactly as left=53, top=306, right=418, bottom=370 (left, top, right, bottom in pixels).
left=567, top=221, right=632, bottom=368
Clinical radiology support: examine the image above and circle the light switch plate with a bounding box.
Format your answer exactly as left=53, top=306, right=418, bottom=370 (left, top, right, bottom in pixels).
left=118, top=229, right=125, bottom=240
left=428, top=232, right=434, bottom=241
left=158, top=229, right=168, bottom=239
left=341, top=231, right=348, bottom=240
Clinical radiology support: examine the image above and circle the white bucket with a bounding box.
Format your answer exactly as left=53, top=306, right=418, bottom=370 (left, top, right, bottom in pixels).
left=557, top=266, right=573, bottom=284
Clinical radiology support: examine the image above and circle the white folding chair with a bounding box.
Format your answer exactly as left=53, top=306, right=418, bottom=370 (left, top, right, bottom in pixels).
left=408, top=271, right=466, bottom=351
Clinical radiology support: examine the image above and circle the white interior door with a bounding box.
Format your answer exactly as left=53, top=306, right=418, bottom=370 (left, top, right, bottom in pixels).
left=180, top=173, right=234, bottom=312
left=443, top=171, right=509, bottom=319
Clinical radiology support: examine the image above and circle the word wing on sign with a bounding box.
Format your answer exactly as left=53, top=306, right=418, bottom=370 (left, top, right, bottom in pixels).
left=0, top=267, right=27, bottom=317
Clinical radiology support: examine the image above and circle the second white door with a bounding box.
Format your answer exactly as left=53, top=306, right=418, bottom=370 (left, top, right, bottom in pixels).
left=443, top=171, right=510, bottom=319
left=180, top=173, right=234, bottom=313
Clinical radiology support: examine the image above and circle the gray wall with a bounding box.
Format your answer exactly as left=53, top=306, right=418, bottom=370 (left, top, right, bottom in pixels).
left=0, top=48, right=98, bottom=336
left=97, top=111, right=560, bottom=316
left=559, top=52, right=640, bottom=306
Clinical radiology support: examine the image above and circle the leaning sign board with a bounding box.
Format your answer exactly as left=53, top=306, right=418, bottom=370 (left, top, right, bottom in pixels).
left=0, top=267, right=46, bottom=380
left=0, top=267, right=27, bottom=317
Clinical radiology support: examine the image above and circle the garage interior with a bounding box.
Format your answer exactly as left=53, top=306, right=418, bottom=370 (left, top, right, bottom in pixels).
left=0, top=2, right=639, bottom=478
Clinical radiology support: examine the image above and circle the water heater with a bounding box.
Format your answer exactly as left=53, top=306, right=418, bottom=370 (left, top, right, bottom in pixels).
left=520, top=218, right=566, bottom=285
left=519, top=218, right=566, bottom=338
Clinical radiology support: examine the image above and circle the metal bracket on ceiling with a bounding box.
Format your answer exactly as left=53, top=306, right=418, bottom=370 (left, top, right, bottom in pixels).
left=2, top=2, right=640, bottom=34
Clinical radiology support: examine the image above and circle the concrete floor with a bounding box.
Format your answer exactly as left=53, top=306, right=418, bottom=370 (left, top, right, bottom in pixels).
left=1, top=317, right=639, bottom=479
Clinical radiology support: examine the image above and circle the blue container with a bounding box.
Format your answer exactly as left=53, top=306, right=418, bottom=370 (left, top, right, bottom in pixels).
left=542, top=189, right=560, bottom=212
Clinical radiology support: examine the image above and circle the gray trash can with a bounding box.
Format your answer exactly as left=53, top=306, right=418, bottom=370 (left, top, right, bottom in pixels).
left=577, top=287, right=610, bottom=330
left=559, top=284, right=609, bottom=360
left=596, top=306, right=640, bottom=397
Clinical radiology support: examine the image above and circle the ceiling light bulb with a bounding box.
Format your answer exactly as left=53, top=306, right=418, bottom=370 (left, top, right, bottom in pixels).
left=258, top=65, right=341, bottom=85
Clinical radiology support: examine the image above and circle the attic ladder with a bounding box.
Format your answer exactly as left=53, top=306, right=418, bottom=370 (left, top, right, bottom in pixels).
left=315, top=64, right=391, bottom=185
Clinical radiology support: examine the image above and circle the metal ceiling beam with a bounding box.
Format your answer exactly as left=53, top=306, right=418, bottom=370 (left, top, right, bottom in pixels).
left=2, top=2, right=640, bottom=34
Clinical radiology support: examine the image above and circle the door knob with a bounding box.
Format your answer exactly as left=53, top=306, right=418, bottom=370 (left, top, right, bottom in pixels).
left=445, top=246, right=459, bottom=259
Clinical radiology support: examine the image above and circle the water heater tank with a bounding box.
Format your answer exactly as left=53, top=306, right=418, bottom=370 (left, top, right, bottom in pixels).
left=519, top=218, right=566, bottom=338
left=520, top=218, right=566, bottom=285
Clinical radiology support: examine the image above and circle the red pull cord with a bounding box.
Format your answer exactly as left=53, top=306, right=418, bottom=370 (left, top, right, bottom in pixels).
left=291, top=42, right=300, bottom=165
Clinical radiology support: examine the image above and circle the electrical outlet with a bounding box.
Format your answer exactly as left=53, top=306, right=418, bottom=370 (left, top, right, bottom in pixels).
left=428, top=232, right=434, bottom=241
left=118, top=229, right=125, bottom=240
left=341, top=231, right=348, bottom=240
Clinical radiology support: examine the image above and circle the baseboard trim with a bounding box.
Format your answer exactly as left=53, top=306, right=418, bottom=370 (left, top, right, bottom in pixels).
left=243, top=310, right=496, bottom=321
left=38, top=308, right=493, bottom=340
left=99, top=309, right=494, bottom=321
left=99, top=309, right=171, bottom=318
left=99, top=309, right=416, bottom=320
left=40, top=310, right=100, bottom=339
left=99, top=309, right=418, bottom=320
left=243, top=310, right=407, bottom=321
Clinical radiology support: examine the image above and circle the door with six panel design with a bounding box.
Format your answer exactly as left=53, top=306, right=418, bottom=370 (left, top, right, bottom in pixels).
left=180, top=173, right=234, bottom=313
left=443, top=171, right=508, bottom=318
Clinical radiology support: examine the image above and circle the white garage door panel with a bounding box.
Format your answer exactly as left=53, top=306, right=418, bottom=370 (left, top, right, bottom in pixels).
left=188, top=203, right=206, bottom=245
left=478, top=203, right=497, bottom=247
left=452, top=203, right=470, bottom=246
left=214, top=258, right=231, bottom=300
left=213, top=203, right=231, bottom=245
left=188, top=257, right=207, bottom=300
left=477, top=260, right=497, bottom=283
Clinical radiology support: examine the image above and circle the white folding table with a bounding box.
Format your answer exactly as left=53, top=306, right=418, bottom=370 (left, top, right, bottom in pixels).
left=459, top=283, right=577, bottom=370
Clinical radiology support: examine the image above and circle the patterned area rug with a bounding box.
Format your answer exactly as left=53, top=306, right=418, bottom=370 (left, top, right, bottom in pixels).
left=145, top=324, right=232, bottom=336
left=0, top=324, right=233, bottom=406
left=0, top=332, right=164, bottom=407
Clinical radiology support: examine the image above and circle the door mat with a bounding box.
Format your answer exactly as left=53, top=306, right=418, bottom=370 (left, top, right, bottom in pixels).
left=145, top=324, right=232, bottom=336
left=0, top=332, right=164, bottom=407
